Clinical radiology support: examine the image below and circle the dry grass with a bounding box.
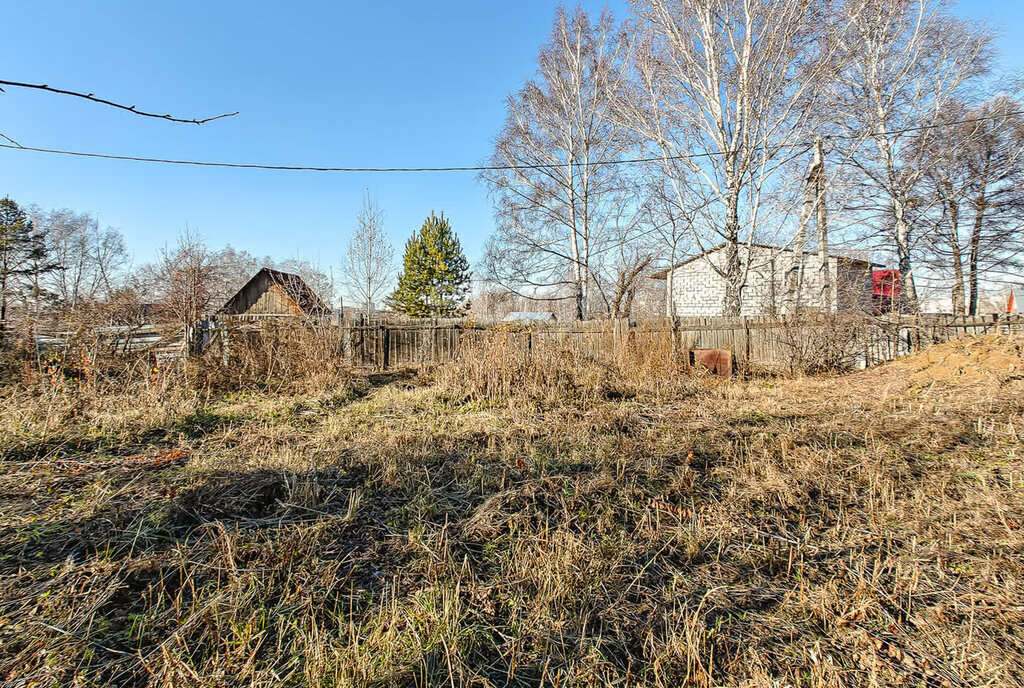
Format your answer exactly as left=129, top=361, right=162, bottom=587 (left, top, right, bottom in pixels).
left=192, top=319, right=352, bottom=393
left=435, top=323, right=697, bottom=404
left=0, top=334, right=1022, bottom=686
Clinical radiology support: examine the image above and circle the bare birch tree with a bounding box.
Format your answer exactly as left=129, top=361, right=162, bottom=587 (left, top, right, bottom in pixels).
left=481, top=6, right=635, bottom=320
left=618, top=0, right=839, bottom=316
left=33, top=208, right=129, bottom=308
left=828, top=0, right=993, bottom=310
left=917, top=95, right=1024, bottom=313
left=342, top=192, right=394, bottom=318
left=601, top=193, right=658, bottom=318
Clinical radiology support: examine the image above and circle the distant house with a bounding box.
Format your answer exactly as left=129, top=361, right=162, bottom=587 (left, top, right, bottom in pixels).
left=502, top=311, right=557, bottom=324
left=219, top=267, right=331, bottom=318
left=650, top=243, right=880, bottom=317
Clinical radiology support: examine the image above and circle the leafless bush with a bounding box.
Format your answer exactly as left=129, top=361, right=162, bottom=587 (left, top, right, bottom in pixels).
left=770, top=313, right=875, bottom=375
left=436, top=322, right=694, bottom=403
left=614, top=320, right=694, bottom=393
left=194, top=318, right=350, bottom=392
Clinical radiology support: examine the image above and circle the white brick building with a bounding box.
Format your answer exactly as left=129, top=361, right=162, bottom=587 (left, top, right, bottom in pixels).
left=650, top=243, right=878, bottom=317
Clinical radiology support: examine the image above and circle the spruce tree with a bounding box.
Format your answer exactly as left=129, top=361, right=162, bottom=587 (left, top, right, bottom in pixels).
left=0, top=197, right=50, bottom=336
left=387, top=212, right=471, bottom=317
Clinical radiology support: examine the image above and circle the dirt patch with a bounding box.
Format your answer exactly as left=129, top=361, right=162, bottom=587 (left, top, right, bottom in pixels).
left=864, top=334, right=1023, bottom=385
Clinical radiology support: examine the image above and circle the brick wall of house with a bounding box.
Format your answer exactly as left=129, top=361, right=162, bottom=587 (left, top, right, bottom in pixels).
left=667, top=250, right=728, bottom=316
left=666, top=246, right=872, bottom=316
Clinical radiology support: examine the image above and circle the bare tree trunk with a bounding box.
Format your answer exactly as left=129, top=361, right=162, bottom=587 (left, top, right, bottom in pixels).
left=365, top=270, right=372, bottom=318
left=622, top=287, right=636, bottom=318
left=894, top=209, right=918, bottom=311
left=950, top=237, right=965, bottom=315
left=967, top=153, right=992, bottom=315
left=0, top=277, right=7, bottom=337
left=784, top=144, right=822, bottom=313
left=949, top=213, right=966, bottom=316
left=0, top=255, right=7, bottom=334
left=968, top=196, right=985, bottom=315
left=814, top=137, right=831, bottom=312
left=722, top=182, right=743, bottom=316
left=932, top=171, right=966, bottom=315
left=665, top=256, right=675, bottom=320
left=880, top=126, right=920, bottom=311
left=571, top=232, right=585, bottom=321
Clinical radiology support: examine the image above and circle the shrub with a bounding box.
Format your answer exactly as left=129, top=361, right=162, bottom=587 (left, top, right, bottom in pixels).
left=436, top=322, right=696, bottom=404
left=191, top=318, right=351, bottom=393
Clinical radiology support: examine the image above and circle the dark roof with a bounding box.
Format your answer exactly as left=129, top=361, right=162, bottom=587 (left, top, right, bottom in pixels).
left=219, top=267, right=331, bottom=316
left=649, top=242, right=882, bottom=279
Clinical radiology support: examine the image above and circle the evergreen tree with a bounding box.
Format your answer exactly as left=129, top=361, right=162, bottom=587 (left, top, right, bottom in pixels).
left=25, top=220, right=60, bottom=317
left=0, top=197, right=51, bottom=336
left=387, top=212, right=471, bottom=317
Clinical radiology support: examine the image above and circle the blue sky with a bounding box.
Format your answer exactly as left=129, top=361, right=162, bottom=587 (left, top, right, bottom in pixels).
left=0, top=0, right=1020, bottom=273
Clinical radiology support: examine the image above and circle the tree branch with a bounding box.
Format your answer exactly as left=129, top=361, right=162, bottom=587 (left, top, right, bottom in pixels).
left=0, top=80, right=237, bottom=124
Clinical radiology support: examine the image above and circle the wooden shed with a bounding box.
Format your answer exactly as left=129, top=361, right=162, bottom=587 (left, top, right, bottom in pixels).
left=219, top=267, right=331, bottom=318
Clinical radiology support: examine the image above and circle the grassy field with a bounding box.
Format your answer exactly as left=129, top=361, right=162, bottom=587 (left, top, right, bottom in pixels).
left=1, top=334, right=1022, bottom=687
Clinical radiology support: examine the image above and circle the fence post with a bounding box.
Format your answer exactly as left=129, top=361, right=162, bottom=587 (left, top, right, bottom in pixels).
left=739, top=316, right=750, bottom=370
left=433, top=318, right=439, bottom=363
left=352, top=313, right=362, bottom=365
left=221, top=321, right=230, bottom=366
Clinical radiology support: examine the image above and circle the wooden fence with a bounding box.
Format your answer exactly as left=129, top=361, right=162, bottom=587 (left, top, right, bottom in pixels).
left=32, top=312, right=1022, bottom=374
left=348, top=317, right=465, bottom=368
left=343, top=313, right=1024, bottom=372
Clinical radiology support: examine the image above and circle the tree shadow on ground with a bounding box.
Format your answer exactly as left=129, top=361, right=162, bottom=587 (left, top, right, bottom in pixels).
left=0, top=463, right=375, bottom=575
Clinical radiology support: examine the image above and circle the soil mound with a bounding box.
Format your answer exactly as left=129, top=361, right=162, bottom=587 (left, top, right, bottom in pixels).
left=875, top=333, right=1023, bottom=384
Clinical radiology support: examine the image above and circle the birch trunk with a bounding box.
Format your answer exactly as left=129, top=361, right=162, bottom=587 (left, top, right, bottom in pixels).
left=967, top=193, right=986, bottom=315
left=814, top=137, right=831, bottom=312
left=722, top=184, right=743, bottom=316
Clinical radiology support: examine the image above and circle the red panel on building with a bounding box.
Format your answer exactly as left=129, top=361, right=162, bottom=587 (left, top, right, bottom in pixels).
left=872, top=270, right=901, bottom=297
left=872, top=270, right=901, bottom=314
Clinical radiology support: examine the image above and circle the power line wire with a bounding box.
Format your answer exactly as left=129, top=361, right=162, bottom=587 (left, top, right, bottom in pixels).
left=0, top=110, right=1021, bottom=174
left=0, top=142, right=729, bottom=172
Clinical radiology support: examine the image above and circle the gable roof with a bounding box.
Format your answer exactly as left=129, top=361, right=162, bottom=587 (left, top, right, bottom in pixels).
left=219, top=267, right=331, bottom=316
left=649, top=242, right=882, bottom=279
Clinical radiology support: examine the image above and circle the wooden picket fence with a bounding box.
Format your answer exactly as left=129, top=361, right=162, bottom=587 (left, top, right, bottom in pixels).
left=344, top=313, right=1024, bottom=372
